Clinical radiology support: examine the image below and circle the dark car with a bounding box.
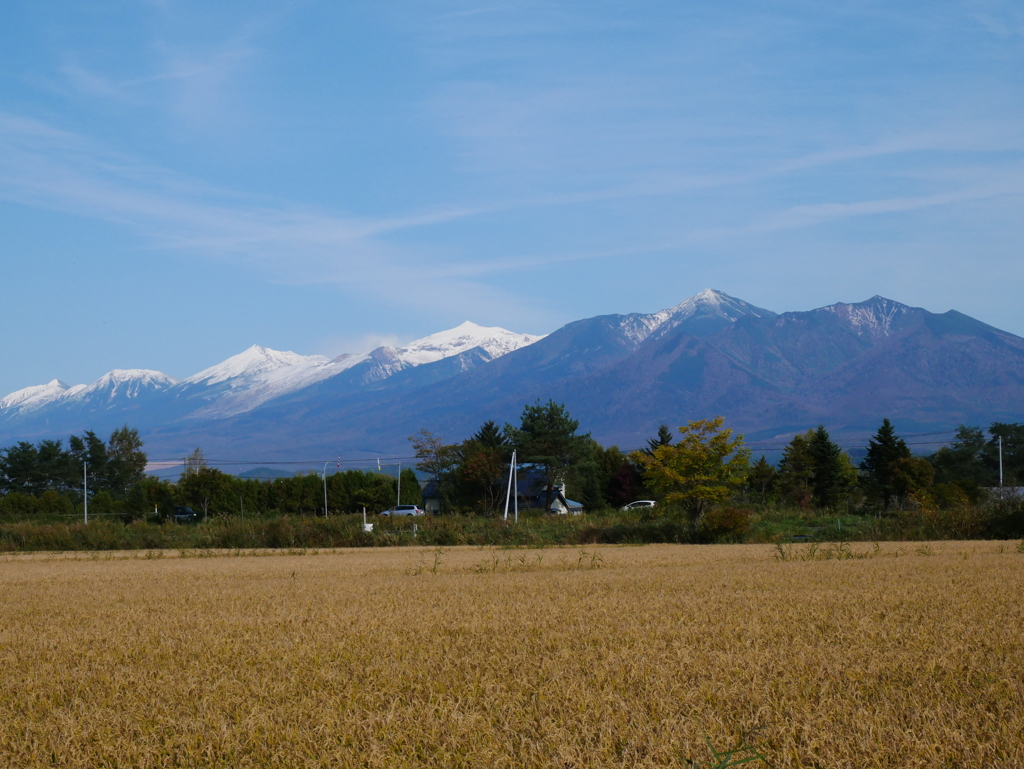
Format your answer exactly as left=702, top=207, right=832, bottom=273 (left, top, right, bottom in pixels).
left=173, top=506, right=197, bottom=523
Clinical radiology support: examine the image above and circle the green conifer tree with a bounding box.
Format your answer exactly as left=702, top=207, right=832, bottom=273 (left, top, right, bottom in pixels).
left=472, top=420, right=508, bottom=450
left=860, top=418, right=911, bottom=508
left=643, top=424, right=674, bottom=456
left=777, top=431, right=815, bottom=507
left=807, top=425, right=852, bottom=508
left=747, top=455, right=776, bottom=504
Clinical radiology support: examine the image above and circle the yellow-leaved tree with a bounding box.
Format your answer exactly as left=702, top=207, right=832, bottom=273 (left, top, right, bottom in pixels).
left=631, top=417, right=750, bottom=524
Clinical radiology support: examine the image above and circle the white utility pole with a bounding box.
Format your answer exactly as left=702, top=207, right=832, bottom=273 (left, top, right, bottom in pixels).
left=321, top=456, right=341, bottom=516
left=503, top=450, right=518, bottom=522
left=376, top=460, right=402, bottom=506
left=999, top=436, right=1004, bottom=487
left=83, top=462, right=88, bottom=524
left=322, top=462, right=330, bottom=517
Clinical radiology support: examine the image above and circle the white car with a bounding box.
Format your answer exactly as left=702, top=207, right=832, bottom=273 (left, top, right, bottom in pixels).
left=380, top=504, right=425, bottom=517
left=620, top=500, right=656, bottom=511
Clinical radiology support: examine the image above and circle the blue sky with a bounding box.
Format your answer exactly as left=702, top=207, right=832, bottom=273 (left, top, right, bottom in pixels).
left=2, top=0, right=1023, bottom=395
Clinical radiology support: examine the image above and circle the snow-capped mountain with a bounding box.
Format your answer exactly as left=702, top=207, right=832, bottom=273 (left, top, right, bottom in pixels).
left=645, top=288, right=776, bottom=340
left=183, top=346, right=332, bottom=387
left=6, top=289, right=1019, bottom=462
left=176, top=323, right=544, bottom=417
left=0, top=371, right=177, bottom=419
left=822, top=296, right=924, bottom=342
left=74, top=370, right=179, bottom=403
left=0, top=379, right=72, bottom=414
left=0, top=321, right=546, bottom=429
left=174, top=346, right=346, bottom=419
left=606, top=289, right=775, bottom=347
left=393, top=321, right=545, bottom=366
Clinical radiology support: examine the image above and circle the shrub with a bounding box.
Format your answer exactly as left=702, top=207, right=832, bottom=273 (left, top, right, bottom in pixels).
left=701, top=506, right=753, bottom=542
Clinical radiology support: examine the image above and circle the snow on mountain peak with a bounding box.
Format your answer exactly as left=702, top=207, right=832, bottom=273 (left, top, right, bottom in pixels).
left=180, top=345, right=346, bottom=419
left=621, top=289, right=775, bottom=343
left=666, top=288, right=767, bottom=321
left=395, top=321, right=546, bottom=366
left=79, top=369, right=179, bottom=400
left=184, top=345, right=330, bottom=387
left=0, top=379, right=71, bottom=412
left=825, top=296, right=916, bottom=340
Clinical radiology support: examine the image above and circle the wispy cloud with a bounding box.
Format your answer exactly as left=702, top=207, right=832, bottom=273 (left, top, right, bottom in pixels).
left=3, top=106, right=1024, bottom=292
left=0, top=109, right=558, bottom=323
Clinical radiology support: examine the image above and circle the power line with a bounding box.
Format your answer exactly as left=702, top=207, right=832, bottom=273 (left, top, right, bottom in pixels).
left=147, top=455, right=421, bottom=466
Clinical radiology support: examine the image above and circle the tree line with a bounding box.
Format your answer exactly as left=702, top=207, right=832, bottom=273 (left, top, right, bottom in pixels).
left=408, top=404, right=1024, bottom=523
left=1, top=407, right=1022, bottom=523
left=0, top=428, right=421, bottom=520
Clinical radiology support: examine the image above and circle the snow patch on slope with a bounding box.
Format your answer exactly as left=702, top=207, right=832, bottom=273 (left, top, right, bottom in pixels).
left=620, top=288, right=775, bottom=344
left=825, top=296, right=915, bottom=341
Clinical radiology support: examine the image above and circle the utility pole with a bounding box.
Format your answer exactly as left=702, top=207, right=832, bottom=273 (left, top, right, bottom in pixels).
left=504, top=450, right=518, bottom=522
left=322, top=460, right=338, bottom=517
left=375, top=459, right=402, bottom=507
left=83, top=462, right=88, bottom=524
left=999, top=436, right=1004, bottom=487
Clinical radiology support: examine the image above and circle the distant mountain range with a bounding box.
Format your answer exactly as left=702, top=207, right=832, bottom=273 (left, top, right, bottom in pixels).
left=2, top=290, right=1023, bottom=461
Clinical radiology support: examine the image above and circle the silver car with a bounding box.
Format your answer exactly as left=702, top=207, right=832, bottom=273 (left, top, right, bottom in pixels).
left=380, top=504, right=425, bottom=516
left=620, top=500, right=656, bottom=511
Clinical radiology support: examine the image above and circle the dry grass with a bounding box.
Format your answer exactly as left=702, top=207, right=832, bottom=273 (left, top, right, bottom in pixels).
left=1, top=541, right=1022, bottom=768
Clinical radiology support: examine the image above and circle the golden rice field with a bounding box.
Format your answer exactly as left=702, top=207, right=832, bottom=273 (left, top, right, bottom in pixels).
left=1, top=541, right=1023, bottom=768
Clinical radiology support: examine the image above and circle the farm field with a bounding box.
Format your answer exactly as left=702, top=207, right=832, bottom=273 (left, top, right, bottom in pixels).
left=1, top=542, right=1022, bottom=767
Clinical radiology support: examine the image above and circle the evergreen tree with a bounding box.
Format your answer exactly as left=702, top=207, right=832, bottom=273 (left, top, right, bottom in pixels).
left=398, top=468, right=422, bottom=506
left=472, top=420, right=508, bottom=450
left=643, top=424, right=674, bottom=456
left=747, top=455, right=776, bottom=504
left=69, top=431, right=109, bottom=487
left=0, top=441, right=43, bottom=495
left=776, top=431, right=815, bottom=507
left=1, top=426, right=147, bottom=502
left=505, top=400, right=592, bottom=511
left=104, top=425, right=147, bottom=496
left=860, top=418, right=911, bottom=508
left=595, top=445, right=639, bottom=509
left=807, top=425, right=852, bottom=508
left=984, top=422, right=1024, bottom=485
left=930, top=425, right=991, bottom=487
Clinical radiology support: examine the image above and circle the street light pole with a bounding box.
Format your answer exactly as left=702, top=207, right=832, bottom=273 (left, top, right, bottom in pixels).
left=377, top=461, right=403, bottom=507
left=322, top=462, right=330, bottom=517
left=999, top=436, right=1004, bottom=487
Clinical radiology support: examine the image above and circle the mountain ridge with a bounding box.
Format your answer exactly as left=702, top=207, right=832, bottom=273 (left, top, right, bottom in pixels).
left=2, top=289, right=1022, bottom=459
